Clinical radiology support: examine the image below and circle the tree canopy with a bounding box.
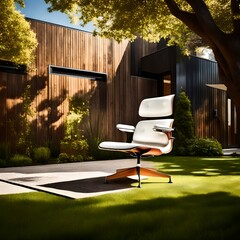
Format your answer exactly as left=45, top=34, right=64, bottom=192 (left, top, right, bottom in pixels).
left=45, top=0, right=240, bottom=117
left=0, top=0, right=37, bottom=66
left=44, top=0, right=233, bottom=53
left=2, top=0, right=240, bottom=111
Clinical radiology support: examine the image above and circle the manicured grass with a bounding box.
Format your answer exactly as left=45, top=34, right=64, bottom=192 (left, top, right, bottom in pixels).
left=0, top=156, right=240, bottom=240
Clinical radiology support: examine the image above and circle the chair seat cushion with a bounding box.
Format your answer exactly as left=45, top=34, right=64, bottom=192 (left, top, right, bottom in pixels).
left=99, top=141, right=139, bottom=150
left=98, top=141, right=163, bottom=156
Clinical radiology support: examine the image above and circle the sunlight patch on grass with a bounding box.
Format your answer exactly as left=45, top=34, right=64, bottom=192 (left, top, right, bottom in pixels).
left=170, top=164, right=181, bottom=167
left=134, top=174, right=240, bottom=199
left=1, top=156, right=240, bottom=240
left=203, top=168, right=219, bottom=171
left=200, top=157, right=240, bottom=161
left=191, top=170, right=207, bottom=174
left=205, top=172, right=220, bottom=176
left=161, top=168, right=184, bottom=172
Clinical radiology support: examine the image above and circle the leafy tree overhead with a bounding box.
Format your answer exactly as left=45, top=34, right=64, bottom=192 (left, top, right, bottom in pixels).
left=44, top=0, right=240, bottom=121
left=0, top=0, right=37, bottom=66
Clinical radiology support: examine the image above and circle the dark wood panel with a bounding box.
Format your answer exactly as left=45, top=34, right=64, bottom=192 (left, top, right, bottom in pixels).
left=182, top=56, right=227, bottom=146
left=1, top=18, right=231, bottom=152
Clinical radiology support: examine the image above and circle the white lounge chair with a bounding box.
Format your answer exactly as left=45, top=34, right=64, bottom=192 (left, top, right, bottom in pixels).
left=99, top=94, right=175, bottom=188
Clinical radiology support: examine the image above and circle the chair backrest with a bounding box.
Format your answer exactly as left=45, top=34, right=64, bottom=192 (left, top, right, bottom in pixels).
left=139, top=94, right=175, bottom=117
left=132, top=94, right=175, bottom=154
left=132, top=119, right=174, bottom=154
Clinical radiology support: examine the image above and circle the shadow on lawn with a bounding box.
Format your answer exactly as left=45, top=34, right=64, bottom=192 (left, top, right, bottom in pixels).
left=102, top=192, right=240, bottom=239
left=41, top=177, right=136, bottom=193
left=1, top=191, right=240, bottom=239
left=154, top=156, right=240, bottom=176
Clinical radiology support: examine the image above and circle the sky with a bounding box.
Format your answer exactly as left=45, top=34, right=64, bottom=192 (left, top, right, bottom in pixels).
left=16, top=0, right=94, bottom=32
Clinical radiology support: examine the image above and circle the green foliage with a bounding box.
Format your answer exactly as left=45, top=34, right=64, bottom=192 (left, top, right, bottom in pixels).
left=84, top=113, right=128, bottom=160
left=9, top=154, right=32, bottom=166
left=58, top=153, right=70, bottom=163
left=173, top=90, right=195, bottom=155
left=0, top=0, right=37, bottom=66
left=64, top=96, right=89, bottom=142
left=60, top=140, right=88, bottom=159
left=58, top=152, right=84, bottom=163
left=14, top=0, right=25, bottom=7
left=33, top=147, right=51, bottom=164
left=173, top=90, right=223, bottom=156
left=0, top=142, right=10, bottom=166
left=16, top=83, right=34, bottom=157
left=190, top=137, right=223, bottom=156
left=61, top=96, right=89, bottom=161
left=45, top=0, right=234, bottom=54
left=0, top=142, right=10, bottom=160
left=1, top=156, right=240, bottom=239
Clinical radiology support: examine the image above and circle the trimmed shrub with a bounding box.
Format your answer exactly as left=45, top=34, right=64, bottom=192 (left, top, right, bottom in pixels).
left=190, top=137, right=223, bottom=156
left=33, top=147, right=51, bottom=164
left=9, top=154, right=32, bottom=166
left=58, top=153, right=84, bottom=163
left=0, top=142, right=10, bottom=160
left=58, top=153, right=70, bottom=163
left=173, top=90, right=195, bottom=155
left=173, top=90, right=223, bottom=156
left=0, top=159, right=7, bottom=167
left=61, top=96, right=90, bottom=161
left=60, top=139, right=88, bottom=160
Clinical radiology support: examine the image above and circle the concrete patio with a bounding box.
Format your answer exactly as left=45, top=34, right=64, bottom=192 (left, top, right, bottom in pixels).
left=1, top=149, right=239, bottom=199
left=0, top=159, right=155, bottom=199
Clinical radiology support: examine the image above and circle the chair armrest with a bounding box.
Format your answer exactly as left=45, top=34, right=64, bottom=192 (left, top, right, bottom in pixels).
left=153, top=125, right=175, bottom=140
left=153, top=125, right=174, bottom=132
left=116, top=124, right=135, bottom=133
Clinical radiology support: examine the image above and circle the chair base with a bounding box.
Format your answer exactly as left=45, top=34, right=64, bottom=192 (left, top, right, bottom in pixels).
left=105, top=166, right=172, bottom=188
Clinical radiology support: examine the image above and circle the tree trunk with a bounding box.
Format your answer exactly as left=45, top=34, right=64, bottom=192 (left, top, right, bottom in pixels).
left=164, top=0, right=240, bottom=145
left=216, top=51, right=240, bottom=146
left=212, top=36, right=240, bottom=134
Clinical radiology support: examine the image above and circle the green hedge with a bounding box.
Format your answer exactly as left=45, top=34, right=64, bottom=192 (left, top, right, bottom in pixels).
left=190, top=137, right=223, bottom=156
left=9, top=154, right=32, bottom=166
left=33, top=147, right=51, bottom=164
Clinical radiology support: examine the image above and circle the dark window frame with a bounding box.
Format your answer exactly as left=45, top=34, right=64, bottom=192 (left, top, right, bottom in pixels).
left=0, top=60, right=27, bottom=74
left=49, top=65, right=107, bottom=81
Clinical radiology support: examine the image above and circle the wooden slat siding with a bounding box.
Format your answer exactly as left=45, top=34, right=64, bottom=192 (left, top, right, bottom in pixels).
left=131, top=38, right=158, bottom=76
left=182, top=56, right=227, bottom=145
left=0, top=73, right=7, bottom=142
left=0, top=19, right=169, bottom=150
left=3, top=73, right=27, bottom=149
left=30, top=21, right=46, bottom=146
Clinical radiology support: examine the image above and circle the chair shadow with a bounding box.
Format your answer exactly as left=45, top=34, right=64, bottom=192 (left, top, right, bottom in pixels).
left=41, top=177, right=137, bottom=193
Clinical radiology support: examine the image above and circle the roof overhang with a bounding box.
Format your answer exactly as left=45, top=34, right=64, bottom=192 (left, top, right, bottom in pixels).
left=206, top=84, right=227, bottom=91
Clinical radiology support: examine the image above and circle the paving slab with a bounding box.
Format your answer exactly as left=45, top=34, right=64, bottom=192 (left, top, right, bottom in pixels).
left=0, top=159, right=155, bottom=199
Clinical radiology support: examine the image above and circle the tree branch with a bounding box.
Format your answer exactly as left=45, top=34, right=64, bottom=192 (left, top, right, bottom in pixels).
left=185, top=0, right=224, bottom=37
left=164, top=0, right=212, bottom=45
left=164, top=0, right=199, bottom=34
left=231, top=0, right=240, bottom=33
left=164, top=0, right=233, bottom=56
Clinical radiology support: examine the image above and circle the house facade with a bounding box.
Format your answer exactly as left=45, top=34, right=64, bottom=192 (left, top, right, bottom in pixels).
left=0, top=18, right=238, bottom=153
left=140, top=45, right=239, bottom=148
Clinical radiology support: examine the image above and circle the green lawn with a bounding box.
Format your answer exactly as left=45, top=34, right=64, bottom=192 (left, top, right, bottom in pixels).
left=1, top=156, right=240, bottom=240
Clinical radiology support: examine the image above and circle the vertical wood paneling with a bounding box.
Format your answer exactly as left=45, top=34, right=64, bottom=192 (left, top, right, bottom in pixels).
left=2, top=19, right=230, bottom=152
left=182, top=56, right=227, bottom=146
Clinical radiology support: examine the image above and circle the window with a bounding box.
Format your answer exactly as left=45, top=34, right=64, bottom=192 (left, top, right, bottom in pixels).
left=0, top=60, right=27, bottom=74
left=163, top=74, right=171, bottom=96
left=49, top=65, right=107, bottom=81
